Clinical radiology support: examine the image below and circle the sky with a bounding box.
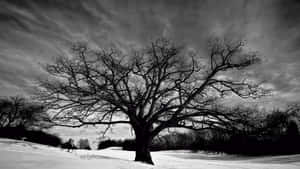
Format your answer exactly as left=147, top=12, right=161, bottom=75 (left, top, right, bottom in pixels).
left=0, top=0, right=300, bottom=108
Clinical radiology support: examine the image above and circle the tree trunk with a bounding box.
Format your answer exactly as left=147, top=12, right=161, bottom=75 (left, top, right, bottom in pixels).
left=134, top=132, right=154, bottom=165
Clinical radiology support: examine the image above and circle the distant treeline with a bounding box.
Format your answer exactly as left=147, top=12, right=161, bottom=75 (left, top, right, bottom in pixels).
left=0, top=96, right=91, bottom=150
left=0, top=126, right=62, bottom=146
left=98, top=105, right=300, bottom=155
left=0, top=96, right=62, bottom=146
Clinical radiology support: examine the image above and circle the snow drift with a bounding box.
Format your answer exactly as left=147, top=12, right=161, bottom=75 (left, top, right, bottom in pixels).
left=0, top=138, right=299, bottom=169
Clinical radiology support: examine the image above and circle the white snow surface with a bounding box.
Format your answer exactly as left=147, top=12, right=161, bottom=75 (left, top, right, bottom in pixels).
left=0, top=138, right=300, bottom=169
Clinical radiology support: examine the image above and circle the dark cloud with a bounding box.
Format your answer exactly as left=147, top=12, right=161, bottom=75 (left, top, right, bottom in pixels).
left=0, top=0, right=299, bottom=107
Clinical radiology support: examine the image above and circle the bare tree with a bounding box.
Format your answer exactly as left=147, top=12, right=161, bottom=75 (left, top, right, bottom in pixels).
left=0, top=96, right=24, bottom=128
left=0, top=96, right=50, bottom=129
left=37, top=38, right=268, bottom=164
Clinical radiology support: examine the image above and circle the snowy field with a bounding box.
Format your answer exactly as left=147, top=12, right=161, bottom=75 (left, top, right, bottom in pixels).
left=0, top=138, right=300, bottom=169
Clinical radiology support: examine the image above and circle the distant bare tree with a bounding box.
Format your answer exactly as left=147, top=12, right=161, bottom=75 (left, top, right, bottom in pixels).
left=0, top=96, right=50, bottom=129
left=37, top=38, right=268, bottom=164
left=0, top=96, right=23, bottom=128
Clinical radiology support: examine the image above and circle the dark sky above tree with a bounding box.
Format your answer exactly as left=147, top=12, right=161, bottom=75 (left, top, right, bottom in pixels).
left=0, top=0, right=300, bottom=108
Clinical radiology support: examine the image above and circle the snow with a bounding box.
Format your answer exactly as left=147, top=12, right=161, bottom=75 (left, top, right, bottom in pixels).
left=0, top=138, right=300, bottom=169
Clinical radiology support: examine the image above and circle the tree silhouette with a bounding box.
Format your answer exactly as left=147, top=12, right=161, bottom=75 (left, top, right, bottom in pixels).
left=37, top=38, right=268, bottom=164
left=0, top=96, right=50, bottom=129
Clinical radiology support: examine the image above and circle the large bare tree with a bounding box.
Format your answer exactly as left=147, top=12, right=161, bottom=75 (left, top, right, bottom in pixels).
left=37, top=38, right=268, bottom=164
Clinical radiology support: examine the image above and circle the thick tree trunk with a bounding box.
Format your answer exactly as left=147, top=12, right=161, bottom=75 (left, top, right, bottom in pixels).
left=134, top=132, right=154, bottom=165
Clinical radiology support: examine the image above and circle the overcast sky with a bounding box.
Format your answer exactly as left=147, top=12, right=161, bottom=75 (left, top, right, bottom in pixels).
left=0, top=0, right=300, bottom=109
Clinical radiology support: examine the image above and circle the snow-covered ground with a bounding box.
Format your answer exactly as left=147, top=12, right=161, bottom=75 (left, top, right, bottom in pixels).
left=0, top=138, right=299, bottom=169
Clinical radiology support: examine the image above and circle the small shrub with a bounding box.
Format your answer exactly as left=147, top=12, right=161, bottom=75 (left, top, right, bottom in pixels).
left=78, top=138, right=91, bottom=150
left=98, top=139, right=123, bottom=149
left=61, top=138, right=77, bottom=150
left=122, top=139, right=136, bottom=151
